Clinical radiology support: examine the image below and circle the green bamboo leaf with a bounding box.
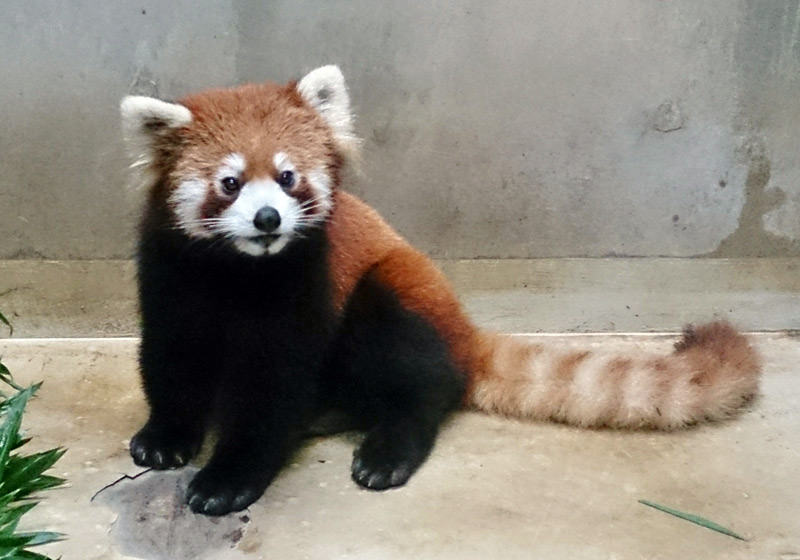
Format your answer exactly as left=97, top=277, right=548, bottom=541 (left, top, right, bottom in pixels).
left=0, top=434, right=29, bottom=466
left=0, top=547, right=24, bottom=560
left=4, top=476, right=65, bottom=502
left=638, top=499, right=746, bottom=541
left=0, top=388, right=36, bottom=481
left=15, top=532, right=63, bottom=547
left=10, top=438, right=31, bottom=452
left=0, top=532, right=36, bottom=548
left=0, top=312, right=11, bottom=336
left=0, top=503, right=36, bottom=531
left=0, top=496, right=14, bottom=515
left=0, top=364, right=20, bottom=394
left=3, top=450, right=67, bottom=498
left=36, top=474, right=67, bottom=490
left=0, top=361, right=64, bottom=560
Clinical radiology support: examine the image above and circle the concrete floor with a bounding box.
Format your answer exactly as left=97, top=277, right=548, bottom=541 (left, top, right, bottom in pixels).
left=1, top=333, right=798, bottom=560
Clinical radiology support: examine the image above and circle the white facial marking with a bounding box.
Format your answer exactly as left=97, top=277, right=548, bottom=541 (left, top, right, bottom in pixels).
left=266, top=235, right=291, bottom=255
left=234, top=238, right=270, bottom=257
left=216, top=153, right=246, bottom=186
left=274, top=152, right=332, bottom=222
left=273, top=151, right=296, bottom=173
left=170, top=177, right=211, bottom=237
left=222, top=178, right=300, bottom=257
left=170, top=151, right=332, bottom=256
left=274, top=152, right=333, bottom=220
left=170, top=153, right=248, bottom=238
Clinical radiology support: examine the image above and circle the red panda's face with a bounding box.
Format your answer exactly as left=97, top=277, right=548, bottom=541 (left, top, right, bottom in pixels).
left=120, top=66, right=358, bottom=257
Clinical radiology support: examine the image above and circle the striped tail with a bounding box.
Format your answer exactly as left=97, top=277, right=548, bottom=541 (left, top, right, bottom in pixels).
left=469, top=321, right=762, bottom=430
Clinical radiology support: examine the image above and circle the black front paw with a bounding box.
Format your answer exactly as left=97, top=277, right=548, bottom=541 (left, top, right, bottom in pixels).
left=130, top=421, right=202, bottom=470
left=351, top=427, right=432, bottom=491
left=185, top=466, right=267, bottom=516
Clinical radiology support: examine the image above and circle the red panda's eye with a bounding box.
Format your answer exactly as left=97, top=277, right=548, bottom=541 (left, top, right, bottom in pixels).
left=278, top=170, right=295, bottom=189
left=220, top=176, right=241, bottom=195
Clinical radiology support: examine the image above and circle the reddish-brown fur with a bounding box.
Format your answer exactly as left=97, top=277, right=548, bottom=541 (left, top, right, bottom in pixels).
left=326, top=191, right=482, bottom=381
left=142, top=75, right=762, bottom=432
left=172, top=83, right=341, bottom=222
left=180, top=83, right=335, bottom=178
left=324, top=192, right=761, bottom=430
left=595, top=358, right=631, bottom=425
left=550, top=350, right=591, bottom=418
left=324, top=192, right=404, bottom=310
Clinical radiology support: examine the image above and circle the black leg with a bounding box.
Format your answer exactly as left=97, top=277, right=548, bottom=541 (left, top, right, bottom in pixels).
left=130, top=328, right=218, bottom=470
left=131, top=254, right=222, bottom=472
left=351, top=412, right=442, bottom=490
left=134, top=214, right=336, bottom=514
left=185, top=346, right=319, bottom=516
left=325, top=275, right=466, bottom=491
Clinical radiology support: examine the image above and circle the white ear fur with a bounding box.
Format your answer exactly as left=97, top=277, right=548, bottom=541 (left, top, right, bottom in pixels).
left=297, top=65, right=360, bottom=160
left=119, top=96, right=192, bottom=165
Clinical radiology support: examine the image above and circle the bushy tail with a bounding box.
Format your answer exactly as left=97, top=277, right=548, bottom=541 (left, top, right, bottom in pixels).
left=468, top=321, right=761, bottom=430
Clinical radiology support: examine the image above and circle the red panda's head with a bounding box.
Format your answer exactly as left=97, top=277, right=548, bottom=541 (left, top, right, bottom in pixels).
left=120, top=65, right=358, bottom=257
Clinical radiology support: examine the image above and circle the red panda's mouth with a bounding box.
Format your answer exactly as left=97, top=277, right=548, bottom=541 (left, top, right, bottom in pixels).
left=247, top=233, right=281, bottom=243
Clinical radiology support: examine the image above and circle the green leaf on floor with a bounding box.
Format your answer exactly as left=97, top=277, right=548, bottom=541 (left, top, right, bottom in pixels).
left=16, top=532, right=64, bottom=547
left=0, top=312, right=11, bottom=336
left=638, top=499, right=745, bottom=541
left=0, top=365, right=21, bottom=397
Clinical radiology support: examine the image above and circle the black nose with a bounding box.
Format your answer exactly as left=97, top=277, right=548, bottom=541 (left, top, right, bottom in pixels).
left=253, top=206, right=281, bottom=233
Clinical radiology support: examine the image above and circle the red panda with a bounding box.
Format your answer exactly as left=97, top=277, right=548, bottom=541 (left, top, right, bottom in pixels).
left=120, top=65, right=762, bottom=517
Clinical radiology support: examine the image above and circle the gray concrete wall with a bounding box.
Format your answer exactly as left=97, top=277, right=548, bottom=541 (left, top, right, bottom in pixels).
left=1, top=0, right=798, bottom=259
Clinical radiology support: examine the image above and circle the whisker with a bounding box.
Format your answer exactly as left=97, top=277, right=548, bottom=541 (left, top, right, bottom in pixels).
left=299, top=195, right=329, bottom=207
left=298, top=193, right=329, bottom=208
left=292, top=204, right=327, bottom=217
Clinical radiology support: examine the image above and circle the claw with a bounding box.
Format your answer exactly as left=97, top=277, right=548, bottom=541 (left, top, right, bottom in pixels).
left=389, top=464, right=411, bottom=486
left=152, top=450, right=165, bottom=467
left=128, top=423, right=201, bottom=470
left=185, top=469, right=265, bottom=516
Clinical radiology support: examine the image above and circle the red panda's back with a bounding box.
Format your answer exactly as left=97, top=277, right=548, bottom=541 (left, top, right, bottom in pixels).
left=326, top=191, right=405, bottom=311
left=327, top=191, right=483, bottom=385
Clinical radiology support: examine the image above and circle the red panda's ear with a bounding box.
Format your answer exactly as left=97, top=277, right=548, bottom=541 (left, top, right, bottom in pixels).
left=119, top=96, right=192, bottom=165
left=297, top=65, right=360, bottom=161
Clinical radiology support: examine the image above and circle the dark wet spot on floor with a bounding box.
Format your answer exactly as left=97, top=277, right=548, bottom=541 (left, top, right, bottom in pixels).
left=92, top=468, right=251, bottom=560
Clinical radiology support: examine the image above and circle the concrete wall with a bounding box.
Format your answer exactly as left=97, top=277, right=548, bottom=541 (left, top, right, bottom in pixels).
left=1, top=0, right=798, bottom=259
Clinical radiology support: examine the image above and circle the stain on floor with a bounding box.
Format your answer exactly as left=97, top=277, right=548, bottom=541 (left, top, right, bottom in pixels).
left=92, top=468, right=250, bottom=560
